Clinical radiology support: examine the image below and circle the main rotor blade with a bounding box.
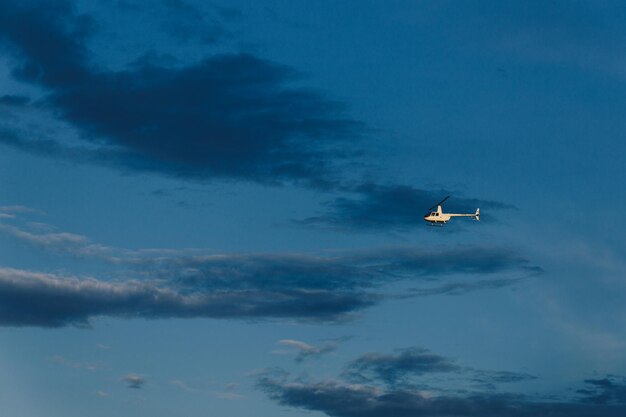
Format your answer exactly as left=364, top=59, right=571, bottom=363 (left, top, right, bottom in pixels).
left=437, top=195, right=450, bottom=206
left=427, top=195, right=450, bottom=212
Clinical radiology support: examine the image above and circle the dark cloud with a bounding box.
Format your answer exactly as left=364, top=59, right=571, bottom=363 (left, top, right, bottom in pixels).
left=259, top=377, right=626, bottom=417
left=123, top=374, right=146, bottom=389
left=343, top=348, right=460, bottom=386
left=578, top=377, right=626, bottom=405
left=410, top=277, right=529, bottom=297
left=50, top=54, right=359, bottom=185
left=0, top=0, right=362, bottom=187
left=0, top=243, right=535, bottom=327
left=303, top=183, right=515, bottom=231
left=0, top=267, right=376, bottom=327
left=470, top=370, right=537, bottom=387
left=257, top=349, right=626, bottom=417
left=0, top=0, right=94, bottom=87
left=342, top=348, right=536, bottom=388
left=98, top=248, right=537, bottom=296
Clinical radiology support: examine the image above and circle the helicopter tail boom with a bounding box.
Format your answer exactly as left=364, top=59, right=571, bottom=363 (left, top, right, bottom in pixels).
left=448, top=208, right=480, bottom=221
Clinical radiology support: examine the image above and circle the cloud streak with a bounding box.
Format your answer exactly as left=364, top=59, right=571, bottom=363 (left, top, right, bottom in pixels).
left=277, top=339, right=338, bottom=363
left=0, top=242, right=536, bottom=327
left=0, top=267, right=376, bottom=327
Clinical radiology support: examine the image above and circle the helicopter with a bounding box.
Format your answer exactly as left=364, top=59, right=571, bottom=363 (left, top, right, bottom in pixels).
left=423, top=196, right=479, bottom=225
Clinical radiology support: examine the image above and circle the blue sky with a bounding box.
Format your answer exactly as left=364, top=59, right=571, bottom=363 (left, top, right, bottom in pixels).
left=1, top=1, right=625, bottom=416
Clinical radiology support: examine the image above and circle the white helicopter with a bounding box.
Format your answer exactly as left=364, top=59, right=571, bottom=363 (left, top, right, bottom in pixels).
left=423, top=196, right=479, bottom=225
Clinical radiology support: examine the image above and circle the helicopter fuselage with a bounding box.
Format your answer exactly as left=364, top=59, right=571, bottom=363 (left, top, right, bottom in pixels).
left=423, top=210, right=452, bottom=224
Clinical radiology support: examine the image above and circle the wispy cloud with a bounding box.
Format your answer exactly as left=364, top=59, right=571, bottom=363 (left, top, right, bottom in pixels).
left=211, top=382, right=244, bottom=400
left=277, top=339, right=338, bottom=363
left=123, top=374, right=146, bottom=389
left=0, top=205, right=44, bottom=215
left=170, top=379, right=195, bottom=392
left=0, top=223, right=112, bottom=258
left=52, top=355, right=102, bottom=371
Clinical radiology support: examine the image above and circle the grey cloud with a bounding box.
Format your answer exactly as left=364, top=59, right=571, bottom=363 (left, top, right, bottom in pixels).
left=410, top=277, right=530, bottom=297
left=257, top=348, right=625, bottom=417
left=470, top=370, right=537, bottom=387
left=123, top=374, right=146, bottom=389
left=52, top=355, right=101, bottom=371
left=578, top=377, right=626, bottom=405
left=0, top=267, right=376, bottom=327
left=343, top=348, right=460, bottom=386
left=277, top=339, right=337, bottom=363
left=259, top=377, right=626, bottom=417
left=0, top=205, right=43, bottom=214
left=103, top=247, right=538, bottom=297
left=0, top=223, right=113, bottom=258
left=341, top=348, right=535, bottom=389
left=0, top=240, right=536, bottom=327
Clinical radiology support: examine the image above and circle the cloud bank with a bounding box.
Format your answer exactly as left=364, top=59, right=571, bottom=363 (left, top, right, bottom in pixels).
left=0, top=240, right=532, bottom=327
left=257, top=348, right=626, bottom=417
